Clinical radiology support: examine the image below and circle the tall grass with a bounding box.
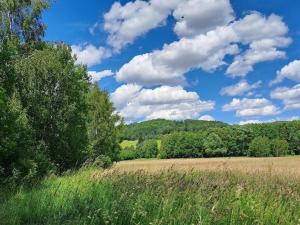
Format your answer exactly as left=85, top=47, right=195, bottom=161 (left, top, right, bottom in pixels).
left=1, top=168, right=300, bottom=225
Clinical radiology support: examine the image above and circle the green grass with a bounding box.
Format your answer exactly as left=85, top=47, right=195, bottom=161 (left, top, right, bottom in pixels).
left=120, top=139, right=161, bottom=150
left=120, top=140, right=138, bottom=149
left=1, top=167, right=300, bottom=225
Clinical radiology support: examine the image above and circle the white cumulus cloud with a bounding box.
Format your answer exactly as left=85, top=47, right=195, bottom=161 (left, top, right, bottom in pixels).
left=220, top=80, right=262, bottom=96
left=103, top=0, right=234, bottom=51
left=116, top=11, right=291, bottom=86
left=72, top=44, right=111, bottom=67
left=116, top=25, right=239, bottom=86
left=222, top=98, right=280, bottom=117
left=271, top=84, right=300, bottom=110
left=111, top=85, right=214, bottom=121
left=270, top=60, right=300, bottom=85
left=88, top=70, right=114, bottom=83
left=226, top=13, right=291, bottom=77
left=173, top=0, right=234, bottom=37
left=199, top=115, right=215, bottom=121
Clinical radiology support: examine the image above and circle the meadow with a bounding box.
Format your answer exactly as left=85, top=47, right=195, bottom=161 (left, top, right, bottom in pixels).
left=1, top=157, right=300, bottom=225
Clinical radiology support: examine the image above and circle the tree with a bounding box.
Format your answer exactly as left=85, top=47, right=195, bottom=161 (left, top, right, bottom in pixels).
left=290, top=131, right=300, bottom=155
left=14, top=45, right=90, bottom=171
left=0, top=0, right=51, bottom=181
left=0, top=0, right=48, bottom=43
left=248, top=136, right=271, bottom=157
left=120, top=146, right=137, bottom=160
left=270, top=139, right=289, bottom=157
left=161, top=132, right=204, bottom=158
left=87, top=85, right=122, bottom=161
left=203, top=133, right=227, bottom=157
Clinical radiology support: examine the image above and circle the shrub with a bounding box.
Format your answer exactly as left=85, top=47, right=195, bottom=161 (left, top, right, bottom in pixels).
left=248, top=136, right=271, bottom=157
left=120, top=146, right=137, bottom=160
left=136, top=139, right=158, bottom=158
left=83, top=155, right=113, bottom=169
left=270, top=139, right=289, bottom=157
left=93, top=155, right=113, bottom=168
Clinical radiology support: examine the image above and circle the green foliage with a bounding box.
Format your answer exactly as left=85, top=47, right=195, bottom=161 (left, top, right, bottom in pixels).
left=120, top=146, right=137, bottom=160
left=122, top=119, right=300, bottom=159
left=203, top=133, right=227, bottom=157
left=209, top=126, right=253, bottom=156
left=122, top=119, right=227, bottom=140
left=291, top=131, right=300, bottom=155
left=248, top=136, right=271, bottom=157
left=91, top=155, right=113, bottom=169
left=270, top=139, right=289, bottom=157
left=244, top=120, right=300, bottom=153
left=136, top=139, right=158, bottom=158
left=87, top=85, right=122, bottom=162
left=0, top=93, right=40, bottom=182
left=161, top=132, right=204, bottom=158
left=0, top=0, right=49, bottom=43
left=0, top=1, right=122, bottom=183
left=1, top=169, right=300, bottom=225
left=15, top=45, right=90, bottom=172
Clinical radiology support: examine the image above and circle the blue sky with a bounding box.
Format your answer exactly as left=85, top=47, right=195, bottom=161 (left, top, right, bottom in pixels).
left=43, top=0, right=300, bottom=124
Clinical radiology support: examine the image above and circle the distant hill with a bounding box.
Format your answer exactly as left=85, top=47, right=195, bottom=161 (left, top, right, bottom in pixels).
left=122, top=119, right=228, bottom=140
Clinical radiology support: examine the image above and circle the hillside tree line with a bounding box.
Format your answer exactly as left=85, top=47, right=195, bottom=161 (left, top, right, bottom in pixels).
left=120, top=120, right=300, bottom=160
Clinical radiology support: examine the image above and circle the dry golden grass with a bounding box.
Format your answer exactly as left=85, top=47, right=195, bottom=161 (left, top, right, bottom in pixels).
left=113, top=156, right=300, bottom=177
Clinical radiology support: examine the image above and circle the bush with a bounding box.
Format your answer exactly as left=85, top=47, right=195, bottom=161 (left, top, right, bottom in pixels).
left=161, top=132, right=204, bottom=158
left=248, top=136, right=271, bottom=157
left=83, top=155, right=113, bottom=169
left=120, top=146, right=137, bottom=160
left=136, top=139, right=158, bottom=158
left=270, top=139, right=289, bottom=157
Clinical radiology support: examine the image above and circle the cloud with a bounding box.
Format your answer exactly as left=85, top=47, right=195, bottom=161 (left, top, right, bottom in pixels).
left=116, top=53, right=187, bottom=86
left=104, top=0, right=234, bottom=51
left=88, top=70, right=114, bottom=83
left=239, top=116, right=300, bottom=125
left=110, top=83, right=142, bottom=109
left=222, top=98, right=280, bottom=117
left=111, top=85, right=214, bottom=121
left=173, top=0, right=234, bottom=37
left=271, top=84, right=300, bottom=110
left=116, top=11, right=290, bottom=86
left=231, top=13, right=288, bottom=43
left=220, top=80, right=262, bottom=96
left=71, top=44, right=111, bottom=67
left=239, top=120, right=262, bottom=125
left=270, top=60, right=300, bottom=85
left=103, top=1, right=176, bottom=51
left=199, top=115, right=215, bottom=121
left=226, top=13, right=291, bottom=77
left=117, top=25, right=239, bottom=86
left=89, top=22, right=101, bottom=35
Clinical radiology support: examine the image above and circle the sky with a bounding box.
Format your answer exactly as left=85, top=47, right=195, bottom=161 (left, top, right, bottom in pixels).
left=43, top=0, right=300, bottom=124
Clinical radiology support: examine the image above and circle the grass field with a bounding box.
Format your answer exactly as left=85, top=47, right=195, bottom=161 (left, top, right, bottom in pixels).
left=120, top=140, right=161, bottom=150
left=114, top=156, right=300, bottom=176
left=1, top=157, right=300, bottom=225
left=120, top=140, right=138, bottom=149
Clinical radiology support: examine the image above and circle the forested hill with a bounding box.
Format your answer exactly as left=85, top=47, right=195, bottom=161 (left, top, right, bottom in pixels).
left=122, top=119, right=228, bottom=140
